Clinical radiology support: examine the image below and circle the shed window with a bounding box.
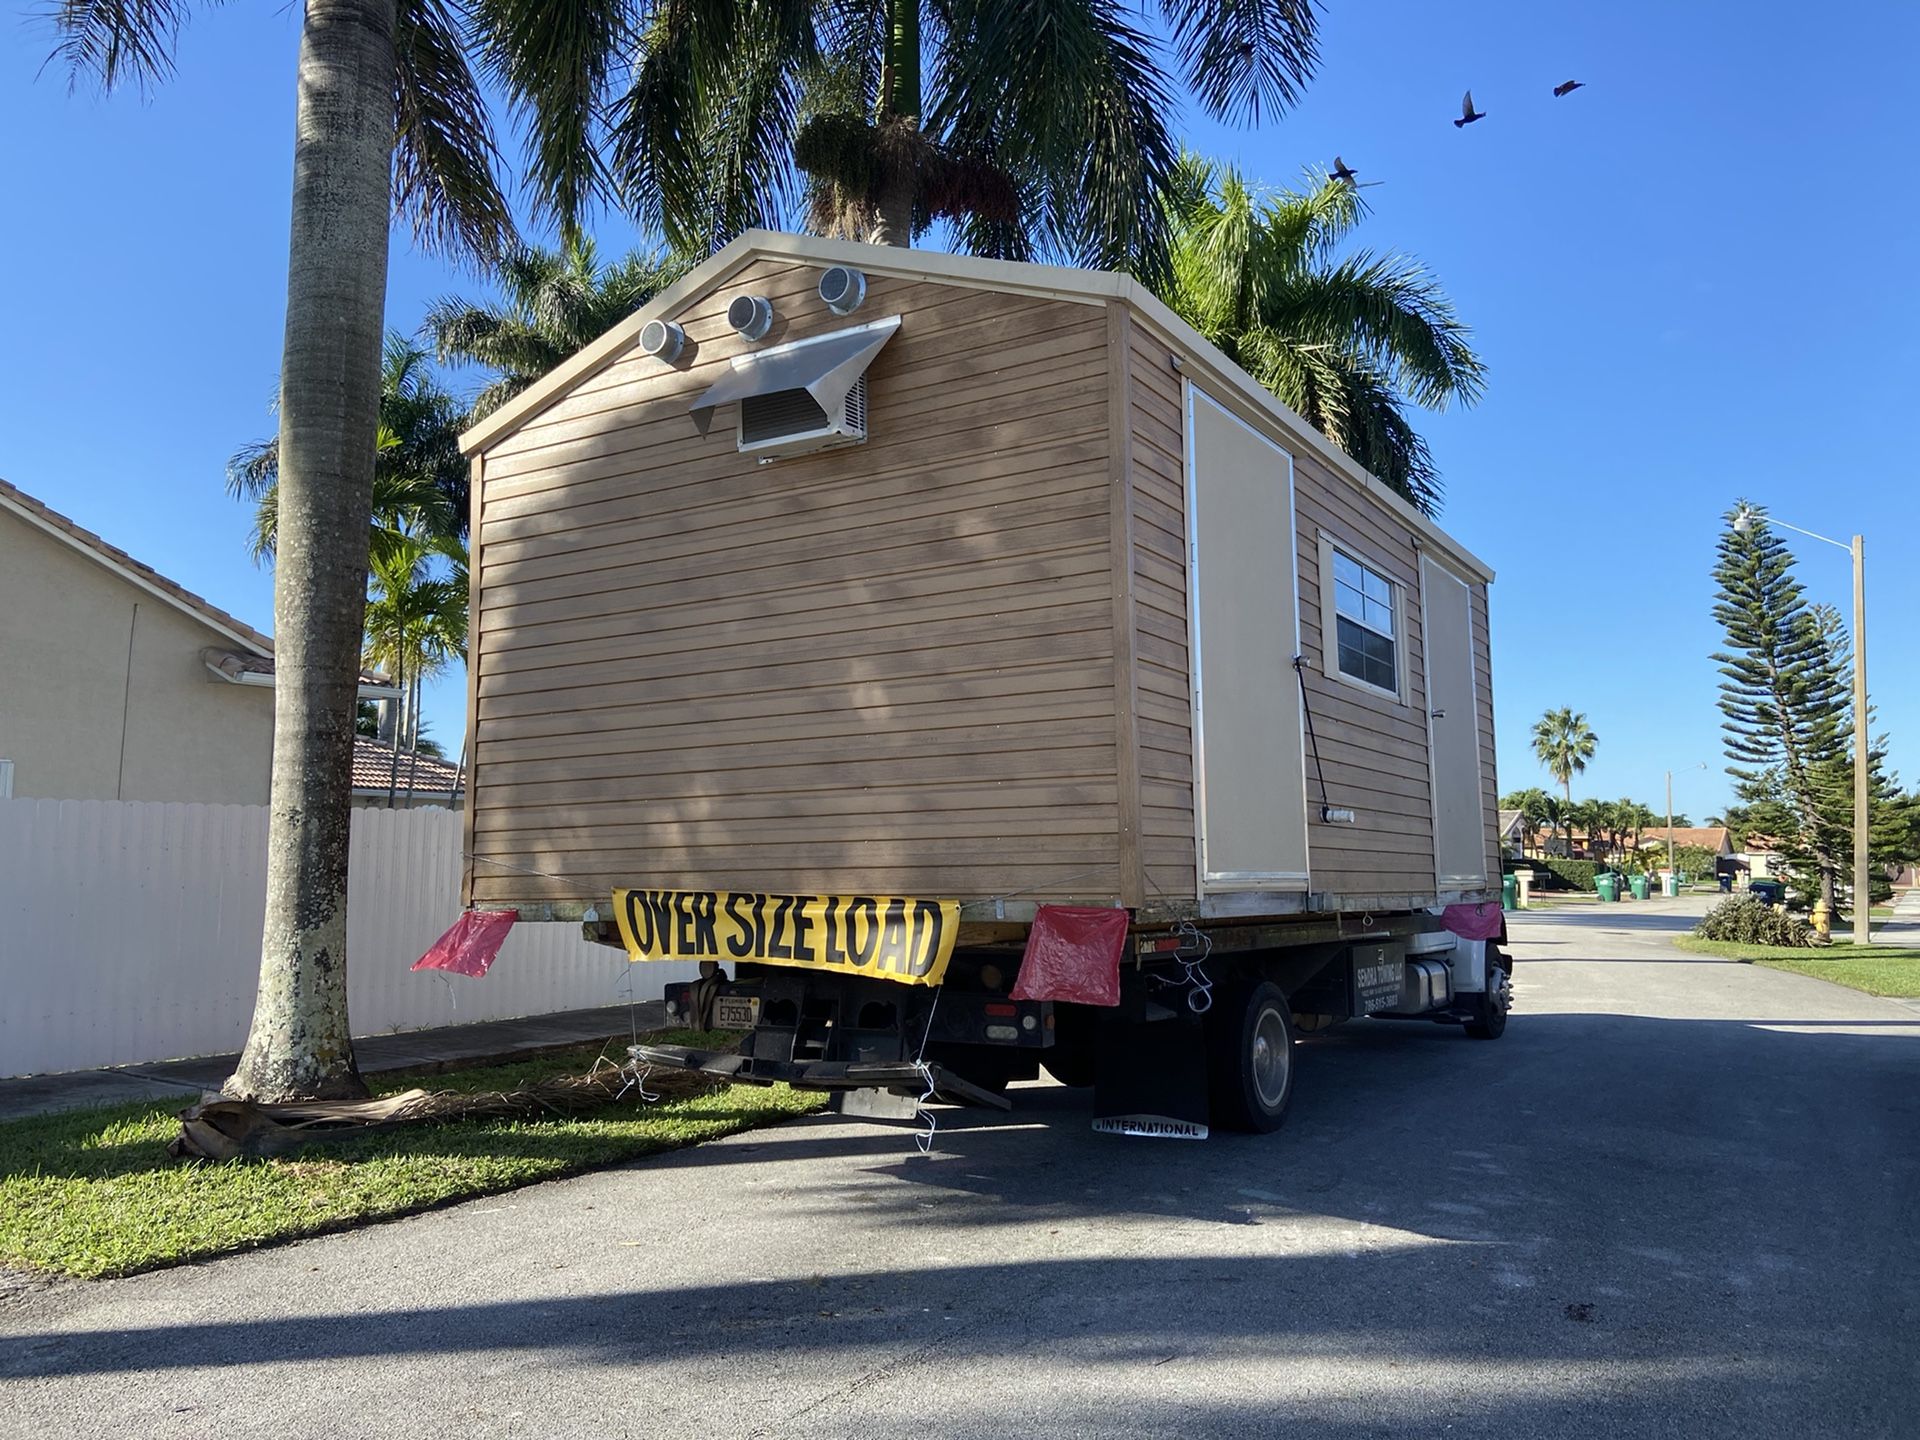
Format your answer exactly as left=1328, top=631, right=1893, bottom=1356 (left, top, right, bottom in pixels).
left=1331, top=550, right=1398, bottom=695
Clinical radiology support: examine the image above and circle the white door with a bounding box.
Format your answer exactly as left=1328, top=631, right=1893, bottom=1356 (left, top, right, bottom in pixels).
left=1419, top=556, right=1487, bottom=891
left=1184, top=386, right=1309, bottom=891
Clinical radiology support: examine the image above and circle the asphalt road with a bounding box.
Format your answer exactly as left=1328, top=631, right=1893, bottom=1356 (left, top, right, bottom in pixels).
left=4, top=897, right=1917, bottom=1438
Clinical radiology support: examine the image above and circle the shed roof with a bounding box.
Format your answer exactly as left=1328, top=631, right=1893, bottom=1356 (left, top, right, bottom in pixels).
left=460, top=231, right=1494, bottom=584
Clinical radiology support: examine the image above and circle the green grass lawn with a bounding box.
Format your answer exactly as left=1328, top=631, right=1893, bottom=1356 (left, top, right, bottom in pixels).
left=1672, top=937, right=1920, bottom=998
left=0, top=1035, right=824, bottom=1281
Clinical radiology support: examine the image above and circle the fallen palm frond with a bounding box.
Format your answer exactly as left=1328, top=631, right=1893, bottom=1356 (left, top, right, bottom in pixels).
left=170, top=1057, right=721, bottom=1161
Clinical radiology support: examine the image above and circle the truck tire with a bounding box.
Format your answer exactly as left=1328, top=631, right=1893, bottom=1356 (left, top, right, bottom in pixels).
left=1207, top=981, right=1297, bottom=1133
left=1464, top=963, right=1511, bottom=1040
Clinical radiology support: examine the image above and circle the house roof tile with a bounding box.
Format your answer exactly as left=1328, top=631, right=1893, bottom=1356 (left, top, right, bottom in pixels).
left=352, top=736, right=464, bottom=795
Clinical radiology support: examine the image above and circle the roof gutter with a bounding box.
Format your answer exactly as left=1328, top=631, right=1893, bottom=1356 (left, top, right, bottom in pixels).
left=205, top=650, right=402, bottom=700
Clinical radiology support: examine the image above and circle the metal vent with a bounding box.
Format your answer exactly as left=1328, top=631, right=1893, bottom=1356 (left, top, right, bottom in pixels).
left=843, top=374, right=867, bottom=432
left=638, top=318, right=684, bottom=361
left=740, top=387, right=830, bottom=446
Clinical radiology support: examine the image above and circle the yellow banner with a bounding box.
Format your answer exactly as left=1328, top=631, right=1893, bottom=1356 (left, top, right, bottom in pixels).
left=612, top=889, right=959, bottom=987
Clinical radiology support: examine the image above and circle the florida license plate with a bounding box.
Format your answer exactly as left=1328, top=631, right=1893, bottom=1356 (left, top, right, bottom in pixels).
left=713, top=995, right=760, bottom=1030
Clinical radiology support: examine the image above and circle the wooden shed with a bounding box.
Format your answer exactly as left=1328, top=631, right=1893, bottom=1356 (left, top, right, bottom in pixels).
left=459, top=231, right=1498, bottom=929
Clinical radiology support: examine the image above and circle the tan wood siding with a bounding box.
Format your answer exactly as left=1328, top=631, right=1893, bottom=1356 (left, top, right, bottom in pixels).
left=1292, top=446, right=1439, bottom=898
left=469, top=260, right=1121, bottom=907
left=1124, top=325, right=1197, bottom=900
left=1124, top=311, right=1493, bottom=908
left=1473, top=584, right=1501, bottom=889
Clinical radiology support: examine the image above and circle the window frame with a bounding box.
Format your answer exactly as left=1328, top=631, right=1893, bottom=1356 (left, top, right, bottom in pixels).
left=1316, top=533, right=1407, bottom=704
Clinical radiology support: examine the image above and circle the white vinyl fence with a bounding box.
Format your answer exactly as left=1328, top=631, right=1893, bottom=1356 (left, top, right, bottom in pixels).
left=0, top=798, right=689, bottom=1077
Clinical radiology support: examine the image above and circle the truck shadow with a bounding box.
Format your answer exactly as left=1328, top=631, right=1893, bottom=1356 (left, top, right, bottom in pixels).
left=5, top=1009, right=1914, bottom=1434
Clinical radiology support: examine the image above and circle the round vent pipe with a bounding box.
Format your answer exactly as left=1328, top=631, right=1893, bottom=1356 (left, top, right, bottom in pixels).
left=638, top=319, right=684, bottom=362
left=819, top=265, right=867, bottom=315
left=727, top=294, right=775, bottom=341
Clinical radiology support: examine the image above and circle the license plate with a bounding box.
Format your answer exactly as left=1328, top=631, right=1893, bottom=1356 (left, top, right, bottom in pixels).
left=713, top=995, right=760, bottom=1030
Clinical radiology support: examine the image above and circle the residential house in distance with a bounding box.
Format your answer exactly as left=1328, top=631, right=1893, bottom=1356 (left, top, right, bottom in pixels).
left=1497, top=808, right=1526, bottom=860
left=352, top=735, right=464, bottom=810
left=0, top=478, right=397, bottom=804
left=1640, top=826, right=1734, bottom=861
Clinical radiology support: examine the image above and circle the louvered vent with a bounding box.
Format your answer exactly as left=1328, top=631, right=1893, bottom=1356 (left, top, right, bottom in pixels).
left=843, top=375, right=868, bottom=432
left=740, top=388, right=830, bottom=446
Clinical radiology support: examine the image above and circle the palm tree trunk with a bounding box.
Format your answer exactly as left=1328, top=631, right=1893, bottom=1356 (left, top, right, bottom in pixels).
left=226, top=0, right=396, bottom=1103
left=387, top=657, right=405, bottom=808
left=403, top=673, right=423, bottom=806
left=868, top=0, right=920, bottom=247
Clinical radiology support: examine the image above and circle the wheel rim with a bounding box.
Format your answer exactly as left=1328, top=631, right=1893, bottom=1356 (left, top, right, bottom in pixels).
left=1250, top=1006, right=1291, bottom=1109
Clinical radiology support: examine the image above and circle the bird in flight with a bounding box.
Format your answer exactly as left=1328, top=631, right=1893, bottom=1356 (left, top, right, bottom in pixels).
left=1455, top=90, right=1486, bottom=127
left=1331, top=156, right=1358, bottom=185
left=1553, top=79, right=1586, bottom=97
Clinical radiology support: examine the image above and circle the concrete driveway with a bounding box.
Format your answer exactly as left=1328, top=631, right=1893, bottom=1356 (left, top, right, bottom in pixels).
left=4, top=898, right=1916, bottom=1438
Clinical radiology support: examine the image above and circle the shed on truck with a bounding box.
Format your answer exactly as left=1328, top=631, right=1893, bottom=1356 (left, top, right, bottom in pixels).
left=458, top=230, right=1498, bottom=931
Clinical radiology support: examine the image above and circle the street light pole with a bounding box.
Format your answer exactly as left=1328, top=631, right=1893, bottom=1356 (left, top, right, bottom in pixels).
left=1851, top=534, right=1870, bottom=946
left=1732, top=507, right=1871, bottom=944
left=1665, top=761, right=1705, bottom=889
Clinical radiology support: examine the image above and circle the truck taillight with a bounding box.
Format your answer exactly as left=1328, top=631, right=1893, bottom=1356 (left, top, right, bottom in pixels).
left=984, top=1003, right=1016, bottom=1017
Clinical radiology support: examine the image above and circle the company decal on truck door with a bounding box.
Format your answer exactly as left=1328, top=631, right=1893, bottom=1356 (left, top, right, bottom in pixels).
left=611, top=889, right=960, bottom=987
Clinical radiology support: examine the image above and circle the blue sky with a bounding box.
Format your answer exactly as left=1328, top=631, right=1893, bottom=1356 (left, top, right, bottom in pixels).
left=3, top=0, right=1914, bottom=827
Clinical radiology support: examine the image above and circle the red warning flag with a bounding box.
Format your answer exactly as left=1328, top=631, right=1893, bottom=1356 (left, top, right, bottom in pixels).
left=1011, top=905, right=1129, bottom=1006
left=412, top=909, right=519, bottom=978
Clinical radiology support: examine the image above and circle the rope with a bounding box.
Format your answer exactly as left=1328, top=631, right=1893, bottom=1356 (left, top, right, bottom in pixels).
left=1172, top=920, right=1215, bottom=1014
left=910, top=982, right=946, bottom=1155
left=1293, top=655, right=1335, bottom=821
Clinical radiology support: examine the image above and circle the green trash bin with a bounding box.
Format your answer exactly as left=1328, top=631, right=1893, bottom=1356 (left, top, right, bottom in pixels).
left=1629, top=874, right=1650, bottom=901
left=1663, top=874, right=1680, bottom=898
left=1595, top=873, right=1619, bottom=902
left=1502, top=873, right=1519, bottom=910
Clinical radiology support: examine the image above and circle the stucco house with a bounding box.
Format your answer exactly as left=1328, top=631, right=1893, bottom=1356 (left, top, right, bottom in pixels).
left=0, top=479, right=398, bottom=804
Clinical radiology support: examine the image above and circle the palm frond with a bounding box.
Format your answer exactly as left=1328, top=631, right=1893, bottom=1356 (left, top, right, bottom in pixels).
left=468, top=0, right=628, bottom=237
left=613, top=1, right=814, bottom=254
left=392, top=0, right=515, bottom=263
left=226, top=436, right=279, bottom=501
left=932, top=0, right=1180, bottom=277
left=686, top=6, right=808, bottom=249
left=43, top=0, right=189, bottom=94
left=1159, top=0, right=1320, bottom=124
left=1266, top=251, right=1485, bottom=408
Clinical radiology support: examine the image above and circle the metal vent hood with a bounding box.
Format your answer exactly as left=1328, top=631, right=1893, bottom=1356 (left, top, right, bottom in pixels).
left=689, top=314, right=900, bottom=420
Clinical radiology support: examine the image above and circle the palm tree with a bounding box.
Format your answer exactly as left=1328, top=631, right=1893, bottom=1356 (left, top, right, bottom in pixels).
left=1541, top=795, right=1568, bottom=857
left=48, top=0, right=599, bottom=1103
left=622, top=1, right=1323, bottom=271
left=1501, top=787, right=1552, bottom=855
left=228, top=335, right=466, bottom=564
left=362, top=535, right=467, bottom=806
left=1157, top=155, right=1484, bottom=514
left=51, top=1, right=1324, bottom=1105
left=1533, top=707, right=1599, bottom=802
left=1621, top=799, right=1657, bottom=860
left=424, top=240, right=688, bottom=419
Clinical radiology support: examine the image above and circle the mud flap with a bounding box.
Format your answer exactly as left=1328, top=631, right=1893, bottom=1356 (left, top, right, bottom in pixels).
left=1091, top=1005, right=1211, bottom=1139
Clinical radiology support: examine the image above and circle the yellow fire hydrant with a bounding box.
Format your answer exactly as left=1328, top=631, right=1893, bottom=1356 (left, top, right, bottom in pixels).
left=1811, top=898, right=1832, bottom=938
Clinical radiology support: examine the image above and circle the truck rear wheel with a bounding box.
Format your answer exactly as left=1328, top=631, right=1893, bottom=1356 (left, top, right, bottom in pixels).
left=1464, top=962, right=1511, bottom=1040
left=1207, top=981, right=1297, bottom=1133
